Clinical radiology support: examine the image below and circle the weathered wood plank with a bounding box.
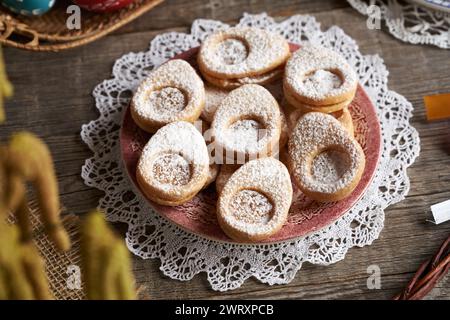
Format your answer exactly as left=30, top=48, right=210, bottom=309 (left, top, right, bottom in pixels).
left=117, top=0, right=349, bottom=34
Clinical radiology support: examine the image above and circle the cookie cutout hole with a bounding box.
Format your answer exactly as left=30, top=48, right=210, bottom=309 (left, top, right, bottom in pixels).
left=226, top=118, right=267, bottom=150
left=216, top=37, right=249, bottom=65
left=148, top=87, right=187, bottom=116
left=311, top=149, right=350, bottom=185
left=302, top=69, right=343, bottom=96
left=229, top=189, right=274, bottom=225
left=152, top=153, right=192, bottom=186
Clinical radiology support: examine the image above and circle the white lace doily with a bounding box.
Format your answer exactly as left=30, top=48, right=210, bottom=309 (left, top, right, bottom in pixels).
left=348, top=0, right=450, bottom=49
left=80, top=13, right=420, bottom=291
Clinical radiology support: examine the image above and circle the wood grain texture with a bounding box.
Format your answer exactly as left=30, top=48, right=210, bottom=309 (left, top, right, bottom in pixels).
left=1, top=0, right=449, bottom=300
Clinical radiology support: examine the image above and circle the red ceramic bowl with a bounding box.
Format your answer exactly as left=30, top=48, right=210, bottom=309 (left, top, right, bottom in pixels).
left=73, top=0, right=135, bottom=12
left=120, top=44, right=382, bottom=244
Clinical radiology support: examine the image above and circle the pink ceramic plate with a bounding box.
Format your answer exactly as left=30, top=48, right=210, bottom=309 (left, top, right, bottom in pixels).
left=120, top=45, right=382, bottom=243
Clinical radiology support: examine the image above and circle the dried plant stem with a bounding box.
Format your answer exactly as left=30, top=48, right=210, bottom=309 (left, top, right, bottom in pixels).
left=393, top=235, right=449, bottom=300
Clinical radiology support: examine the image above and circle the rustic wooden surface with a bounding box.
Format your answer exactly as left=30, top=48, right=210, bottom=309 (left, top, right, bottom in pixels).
left=1, top=0, right=449, bottom=300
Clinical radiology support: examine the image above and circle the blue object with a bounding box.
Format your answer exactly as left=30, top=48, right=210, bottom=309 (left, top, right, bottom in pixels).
left=1, top=0, right=55, bottom=16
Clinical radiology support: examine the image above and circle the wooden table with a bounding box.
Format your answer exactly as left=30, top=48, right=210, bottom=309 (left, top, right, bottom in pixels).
left=1, top=0, right=449, bottom=299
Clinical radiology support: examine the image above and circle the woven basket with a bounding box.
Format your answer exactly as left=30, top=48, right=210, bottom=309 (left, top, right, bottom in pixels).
left=0, top=0, right=164, bottom=51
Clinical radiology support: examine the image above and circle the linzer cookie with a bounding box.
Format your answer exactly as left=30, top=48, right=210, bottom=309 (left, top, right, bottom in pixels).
left=136, top=121, right=209, bottom=206
left=211, top=84, right=282, bottom=162
left=217, top=157, right=293, bottom=242
left=198, top=27, right=289, bottom=89
left=131, top=59, right=205, bottom=133
left=288, top=112, right=365, bottom=202
left=284, top=44, right=357, bottom=112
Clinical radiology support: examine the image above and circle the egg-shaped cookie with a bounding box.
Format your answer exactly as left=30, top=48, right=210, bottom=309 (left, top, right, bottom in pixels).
left=217, top=157, right=293, bottom=242
left=198, top=27, right=290, bottom=79
left=136, top=121, right=209, bottom=206
left=131, top=59, right=205, bottom=133
left=288, top=112, right=365, bottom=202
left=284, top=44, right=357, bottom=107
left=211, top=84, right=281, bottom=163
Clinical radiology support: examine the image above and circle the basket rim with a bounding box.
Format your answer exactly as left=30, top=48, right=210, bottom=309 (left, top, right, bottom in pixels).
left=0, top=0, right=164, bottom=51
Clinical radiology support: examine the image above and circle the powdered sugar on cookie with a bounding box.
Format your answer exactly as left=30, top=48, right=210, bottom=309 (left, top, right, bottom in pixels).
left=218, top=157, right=292, bottom=241
left=137, top=121, right=209, bottom=198
left=216, top=38, right=249, bottom=65
left=212, top=84, right=281, bottom=159
left=148, top=87, right=187, bottom=118
left=288, top=112, right=365, bottom=197
left=311, top=150, right=350, bottom=185
left=284, top=44, right=357, bottom=103
left=230, top=190, right=273, bottom=224
left=199, top=27, right=290, bottom=78
left=152, top=153, right=191, bottom=186
left=226, top=119, right=266, bottom=151
left=303, top=70, right=343, bottom=98
left=131, top=59, right=205, bottom=127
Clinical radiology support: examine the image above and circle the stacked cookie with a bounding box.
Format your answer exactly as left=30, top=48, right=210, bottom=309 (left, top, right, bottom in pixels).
left=280, top=45, right=364, bottom=202
left=130, top=26, right=366, bottom=242
left=131, top=59, right=205, bottom=133
left=283, top=44, right=358, bottom=114
left=197, top=27, right=290, bottom=90
left=136, top=121, right=210, bottom=206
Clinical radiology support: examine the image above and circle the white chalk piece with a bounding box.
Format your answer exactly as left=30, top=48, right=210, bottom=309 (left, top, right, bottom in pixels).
left=429, top=199, right=450, bottom=224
